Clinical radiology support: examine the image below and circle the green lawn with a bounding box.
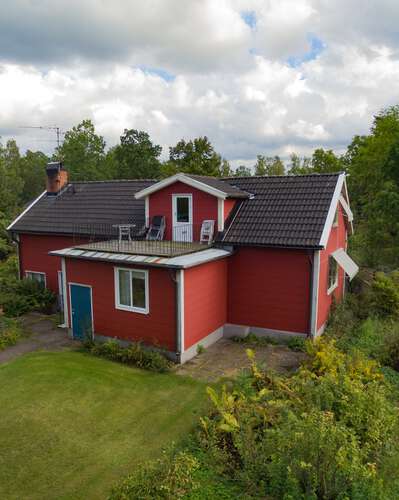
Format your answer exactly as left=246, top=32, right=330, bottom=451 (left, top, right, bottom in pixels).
left=0, top=351, right=207, bottom=500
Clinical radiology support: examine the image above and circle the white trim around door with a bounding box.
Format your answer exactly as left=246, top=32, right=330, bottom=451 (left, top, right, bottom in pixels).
left=172, top=194, right=193, bottom=242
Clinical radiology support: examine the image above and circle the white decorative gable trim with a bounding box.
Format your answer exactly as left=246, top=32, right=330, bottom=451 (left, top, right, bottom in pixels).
left=134, top=173, right=228, bottom=200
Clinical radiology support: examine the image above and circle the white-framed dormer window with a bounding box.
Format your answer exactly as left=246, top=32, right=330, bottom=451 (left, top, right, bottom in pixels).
left=114, top=267, right=149, bottom=314
left=327, top=256, right=338, bottom=294
left=25, top=271, right=46, bottom=287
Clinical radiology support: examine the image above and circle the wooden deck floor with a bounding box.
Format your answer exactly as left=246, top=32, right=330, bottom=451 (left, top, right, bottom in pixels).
left=76, top=239, right=208, bottom=257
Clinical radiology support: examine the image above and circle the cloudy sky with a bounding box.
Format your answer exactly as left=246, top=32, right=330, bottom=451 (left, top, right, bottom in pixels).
left=0, top=0, right=398, bottom=166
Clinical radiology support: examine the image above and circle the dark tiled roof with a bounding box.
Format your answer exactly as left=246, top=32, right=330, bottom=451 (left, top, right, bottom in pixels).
left=185, top=174, right=249, bottom=198
left=10, top=180, right=155, bottom=236
left=218, top=174, right=341, bottom=248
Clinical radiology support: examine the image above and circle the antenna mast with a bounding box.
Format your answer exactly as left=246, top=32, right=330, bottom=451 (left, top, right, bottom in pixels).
left=19, top=125, right=65, bottom=148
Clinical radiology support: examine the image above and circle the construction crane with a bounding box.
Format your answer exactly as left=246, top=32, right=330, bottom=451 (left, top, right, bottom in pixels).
left=19, top=125, right=65, bottom=148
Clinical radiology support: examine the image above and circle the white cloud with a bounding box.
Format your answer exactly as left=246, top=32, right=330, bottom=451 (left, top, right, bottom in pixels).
left=0, top=0, right=399, bottom=165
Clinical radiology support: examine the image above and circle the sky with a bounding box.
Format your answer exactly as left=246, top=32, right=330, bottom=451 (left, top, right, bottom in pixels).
left=0, top=0, right=399, bottom=167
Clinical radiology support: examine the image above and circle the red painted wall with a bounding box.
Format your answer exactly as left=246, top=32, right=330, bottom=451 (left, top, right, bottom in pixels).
left=227, top=247, right=311, bottom=334
left=149, top=181, right=219, bottom=241
left=18, top=233, right=86, bottom=294
left=65, top=258, right=177, bottom=351
left=317, top=203, right=347, bottom=331
left=224, top=199, right=237, bottom=223
left=184, top=259, right=228, bottom=349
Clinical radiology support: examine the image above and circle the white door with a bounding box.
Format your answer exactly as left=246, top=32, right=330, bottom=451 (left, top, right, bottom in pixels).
left=172, top=194, right=193, bottom=242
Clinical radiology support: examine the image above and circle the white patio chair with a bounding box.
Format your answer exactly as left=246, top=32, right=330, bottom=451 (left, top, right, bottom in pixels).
left=200, top=220, right=215, bottom=244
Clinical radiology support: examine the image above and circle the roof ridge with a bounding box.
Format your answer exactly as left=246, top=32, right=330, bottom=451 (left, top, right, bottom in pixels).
left=71, top=179, right=157, bottom=184
left=222, top=172, right=343, bottom=180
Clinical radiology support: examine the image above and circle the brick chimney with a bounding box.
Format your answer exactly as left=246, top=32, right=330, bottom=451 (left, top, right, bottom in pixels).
left=46, top=161, right=68, bottom=195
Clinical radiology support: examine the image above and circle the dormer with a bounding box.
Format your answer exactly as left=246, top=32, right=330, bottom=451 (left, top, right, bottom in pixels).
left=134, top=173, right=248, bottom=243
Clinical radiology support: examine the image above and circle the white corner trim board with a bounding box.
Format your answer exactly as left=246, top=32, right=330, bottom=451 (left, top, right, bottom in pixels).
left=310, top=250, right=320, bottom=337
left=217, top=198, right=224, bottom=232
left=7, top=191, right=47, bottom=231
left=319, top=173, right=346, bottom=248
left=134, top=173, right=227, bottom=200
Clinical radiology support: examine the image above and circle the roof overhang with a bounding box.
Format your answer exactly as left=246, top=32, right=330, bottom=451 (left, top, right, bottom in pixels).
left=6, top=191, right=47, bottom=232
left=49, top=246, right=232, bottom=269
left=134, top=173, right=228, bottom=200
left=332, top=248, right=359, bottom=280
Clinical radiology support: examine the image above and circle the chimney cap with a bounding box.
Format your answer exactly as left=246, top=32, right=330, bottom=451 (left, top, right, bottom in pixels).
left=46, top=161, right=65, bottom=173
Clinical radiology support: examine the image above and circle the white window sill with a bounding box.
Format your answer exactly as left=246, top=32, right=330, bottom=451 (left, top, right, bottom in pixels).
left=327, top=282, right=338, bottom=295
left=116, top=304, right=149, bottom=315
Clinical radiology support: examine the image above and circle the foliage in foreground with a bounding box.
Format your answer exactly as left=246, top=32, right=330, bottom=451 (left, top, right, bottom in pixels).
left=0, top=316, right=22, bottom=350
left=111, top=340, right=399, bottom=499
left=84, top=339, right=172, bottom=373
left=0, top=276, right=56, bottom=317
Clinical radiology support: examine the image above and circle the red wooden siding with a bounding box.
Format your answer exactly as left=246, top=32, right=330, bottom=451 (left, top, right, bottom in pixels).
left=227, top=247, right=311, bottom=334
left=18, top=233, right=85, bottom=294
left=223, top=199, right=237, bottom=223
left=184, top=259, right=228, bottom=349
left=65, top=258, right=177, bottom=351
left=317, top=203, right=347, bottom=330
left=148, top=181, right=219, bottom=241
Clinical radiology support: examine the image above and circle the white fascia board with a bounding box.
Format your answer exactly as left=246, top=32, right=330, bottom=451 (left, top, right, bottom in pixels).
left=319, top=173, right=345, bottom=248
left=134, top=173, right=227, bottom=200
left=339, top=194, right=353, bottom=222
left=7, top=191, right=47, bottom=231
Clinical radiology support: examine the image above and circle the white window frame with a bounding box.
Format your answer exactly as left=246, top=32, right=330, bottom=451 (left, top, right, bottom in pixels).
left=114, top=267, right=149, bottom=314
left=332, top=206, right=339, bottom=227
left=25, top=270, right=46, bottom=287
left=327, top=256, right=338, bottom=295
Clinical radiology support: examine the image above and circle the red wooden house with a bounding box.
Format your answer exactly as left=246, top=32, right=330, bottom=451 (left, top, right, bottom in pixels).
left=8, top=162, right=358, bottom=363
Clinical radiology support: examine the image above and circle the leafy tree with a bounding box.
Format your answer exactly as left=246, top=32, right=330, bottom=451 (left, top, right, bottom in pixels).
left=219, top=158, right=233, bottom=177
left=168, top=136, right=222, bottom=176
left=288, top=153, right=312, bottom=174
left=18, top=151, right=49, bottom=204
left=254, top=155, right=285, bottom=175
left=345, top=106, right=399, bottom=267
left=0, top=140, right=23, bottom=218
left=234, top=165, right=252, bottom=176
left=311, top=148, right=343, bottom=173
left=55, top=120, right=109, bottom=181
left=114, top=129, right=161, bottom=179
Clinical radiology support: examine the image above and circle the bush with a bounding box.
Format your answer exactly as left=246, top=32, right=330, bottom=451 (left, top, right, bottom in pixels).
left=0, top=278, right=56, bottom=317
left=197, top=342, right=399, bottom=499
left=286, top=335, right=307, bottom=352
left=368, top=271, right=399, bottom=318
left=86, top=339, right=171, bottom=373
left=110, top=450, right=200, bottom=500
left=0, top=317, right=22, bottom=350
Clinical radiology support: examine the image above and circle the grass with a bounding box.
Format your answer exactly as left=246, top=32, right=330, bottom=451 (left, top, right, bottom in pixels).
left=0, top=351, right=208, bottom=500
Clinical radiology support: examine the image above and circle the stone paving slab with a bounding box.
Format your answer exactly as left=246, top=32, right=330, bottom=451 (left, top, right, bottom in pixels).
left=175, top=338, right=306, bottom=382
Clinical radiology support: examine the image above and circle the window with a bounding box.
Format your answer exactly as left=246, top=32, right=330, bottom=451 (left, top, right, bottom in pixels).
left=26, top=271, right=46, bottom=287
left=176, top=196, right=190, bottom=223
left=327, top=256, right=338, bottom=294
left=115, top=268, right=149, bottom=314
left=333, top=208, right=339, bottom=227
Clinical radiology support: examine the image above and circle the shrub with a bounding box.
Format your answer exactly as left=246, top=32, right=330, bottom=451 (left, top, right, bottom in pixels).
left=1, top=278, right=56, bottom=317
left=198, top=342, right=399, bottom=499
left=286, top=335, right=307, bottom=352
left=86, top=339, right=171, bottom=373
left=0, top=317, right=22, bottom=350
left=109, top=450, right=200, bottom=500
left=368, top=271, right=399, bottom=318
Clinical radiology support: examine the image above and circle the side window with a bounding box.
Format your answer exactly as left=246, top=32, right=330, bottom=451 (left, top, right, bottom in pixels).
left=333, top=207, right=339, bottom=227
left=115, top=268, right=149, bottom=314
left=26, top=271, right=46, bottom=287
left=327, top=256, right=338, bottom=294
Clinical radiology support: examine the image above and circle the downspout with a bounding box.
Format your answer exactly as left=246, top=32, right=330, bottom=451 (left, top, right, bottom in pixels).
left=169, top=269, right=182, bottom=363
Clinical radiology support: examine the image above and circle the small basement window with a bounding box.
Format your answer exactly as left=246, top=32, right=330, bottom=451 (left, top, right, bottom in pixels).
left=25, top=271, right=46, bottom=287
left=327, top=256, right=338, bottom=294
left=115, top=268, right=149, bottom=314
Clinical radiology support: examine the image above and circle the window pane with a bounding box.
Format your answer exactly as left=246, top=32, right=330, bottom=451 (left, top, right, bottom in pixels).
left=176, top=197, right=189, bottom=222
left=132, top=271, right=146, bottom=309
left=27, top=272, right=45, bottom=287
left=118, top=270, right=131, bottom=306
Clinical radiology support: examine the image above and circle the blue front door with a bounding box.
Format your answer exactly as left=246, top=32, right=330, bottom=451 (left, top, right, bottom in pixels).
left=70, top=284, right=93, bottom=340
